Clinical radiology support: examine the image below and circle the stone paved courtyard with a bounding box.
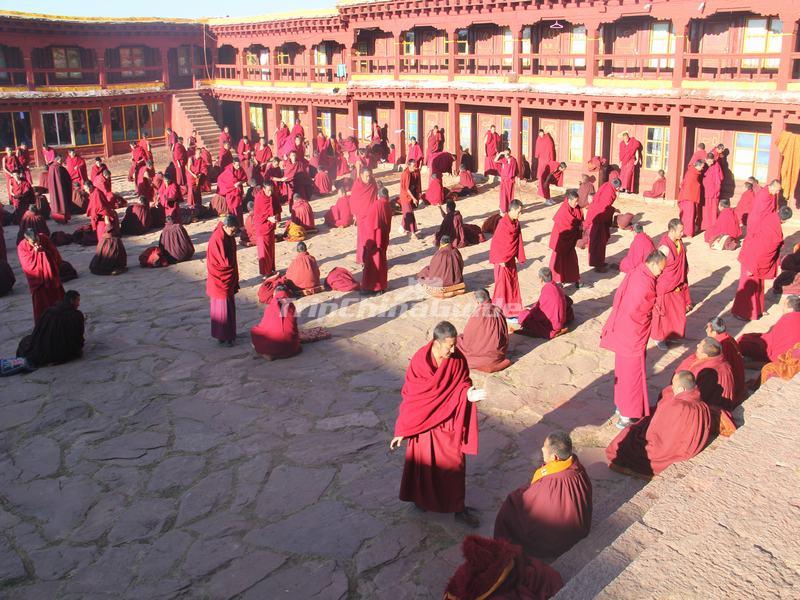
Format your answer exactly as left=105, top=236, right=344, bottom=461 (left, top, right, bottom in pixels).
left=1, top=153, right=796, bottom=598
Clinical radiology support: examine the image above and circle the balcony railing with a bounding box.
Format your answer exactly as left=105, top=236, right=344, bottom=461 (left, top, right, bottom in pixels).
left=454, top=54, right=514, bottom=76
left=34, top=67, right=100, bottom=86
left=520, top=53, right=588, bottom=77
left=215, top=64, right=239, bottom=79
left=105, top=65, right=164, bottom=85
left=684, top=52, right=782, bottom=80
left=399, top=55, right=449, bottom=75
left=275, top=64, right=310, bottom=82
left=597, top=53, right=674, bottom=79
left=351, top=56, right=393, bottom=75
left=0, top=66, right=27, bottom=86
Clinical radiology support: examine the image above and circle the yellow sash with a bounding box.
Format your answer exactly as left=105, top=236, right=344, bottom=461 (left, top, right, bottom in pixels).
left=531, top=455, right=574, bottom=484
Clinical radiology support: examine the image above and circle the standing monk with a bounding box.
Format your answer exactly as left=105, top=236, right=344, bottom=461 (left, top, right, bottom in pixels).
left=539, top=161, right=566, bottom=205
left=600, top=251, right=666, bottom=427
left=3, top=146, right=20, bottom=197
left=172, top=137, right=188, bottom=190
left=484, top=125, right=501, bottom=176
left=620, top=223, right=656, bottom=273
left=496, top=150, right=517, bottom=214
left=490, top=200, right=526, bottom=317
left=734, top=181, right=755, bottom=226
left=746, top=179, right=780, bottom=237
left=425, top=125, right=442, bottom=167
left=360, top=187, right=393, bottom=294
left=678, top=160, right=704, bottom=237
left=218, top=125, right=232, bottom=150
left=618, top=132, right=642, bottom=193
left=349, top=164, right=378, bottom=265
left=252, top=181, right=281, bottom=276
left=534, top=129, right=556, bottom=185
left=17, top=230, right=65, bottom=324
left=585, top=179, right=621, bottom=272
left=391, top=321, right=486, bottom=528
left=217, top=158, right=247, bottom=225
left=701, top=153, right=723, bottom=232
left=206, top=216, right=240, bottom=346
left=406, top=136, right=423, bottom=165
left=65, top=149, right=88, bottom=186
left=732, top=205, right=791, bottom=321
left=399, top=159, right=421, bottom=236
left=186, top=147, right=208, bottom=217
left=549, top=190, right=583, bottom=287
left=651, top=218, right=691, bottom=349
left=687, top=143, right=707, bottom=169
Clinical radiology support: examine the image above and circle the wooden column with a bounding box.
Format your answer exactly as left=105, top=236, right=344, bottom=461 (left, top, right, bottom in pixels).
left=582, top=102, right=597, bottom=164
left=511, top=25, right=522, bottom=77
left=101, top=105, right=114, bottom=160
left=161, top=47, right=171, bottom=89
left=393, top=98, right=406, bottom=161
left=241, top=100, right=250, bottom=140
left=666, top=107, right=685, bottom=201
left=306, top=46, right=314, bottom=83
left=271, top=47, right=278, bottom=82
left=308, top=102, right=318, bottom=136
left=777, top=14, right=799, bottom=91
left=394, top=31, right=402, bottom=80
left=29, top=107, right=42, bottom=167
left=348, top=97, right=359, bottom=138
left=510, top=98, right=522, bottom=164
left=672, top=18, right=690, bottom=90
left=22, top=48, right=35, bottom=91
left=190, top=45, right=196, bottom=88
left=584, top=22, right=601, bottom=86
left=769, top=111, right=785, bottom=182
left=96, top=51, right=107, bottom=89
left=448, top=96, right=461, bottom=167
left=447, top=28, right=456, bottom=80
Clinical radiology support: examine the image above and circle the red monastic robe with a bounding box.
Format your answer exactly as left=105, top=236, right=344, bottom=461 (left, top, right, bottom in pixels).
left=250, top=290, right=301, bottom=359
left=642, top=177, right=666, bottom=199
left=158, top=182, right=183, bottom=223
left=651, top=234, right=690, bottom=342
left=534, top=134, right=556, bottom=183
left=350, top=176, right=378, bottom=264
left=734, top=189, right=755, bottom=225
left=518, top=281, right=572, bottom=339
left=490, top=215, right=526, bottom=317
left=456, top=302, right=511, bottom=373
left=678, top=167, right=702, bottom=237
left=324, top=193, right=353, bottom=228
left=497, top=156, right=518, bottom=213
left=620, top=232, right=656, bottom=273
left=252, top=187, right=281, bottom=275
left=360, top=197, right=393, bottom=292
left=395, top=342, right=478, bottom=513
left=285, top=252, right=321, bottom=292
left=674, top=353, right=737, bottom=410
left=538, top=161, right=563, bottom=200
left=714, top=332, right=745, bottom=399
left=732, top=211, right=783, bottom=321
left=205, top=222, right=239, bottom=300
left=548, top=200, right=583, bottom=284
left=701, top=161, right=723, bottom=232
left=47, top=162, right=72, bottom=224
left=618, top=138, right=642, bottom=191
left=738, top=311, right=800, bottom=363
left=705, top=207, right=741, bottom=246
left=17, top=234, right=65, bottom=324
left=585, top=182, right=618, bottom=268
left=484, top=131, right=502, bottom=176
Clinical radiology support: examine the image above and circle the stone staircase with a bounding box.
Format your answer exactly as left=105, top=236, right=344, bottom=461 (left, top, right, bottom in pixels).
left=171, top=90, right=221, bottom=151
left=551, top=374, right=800, bottom=598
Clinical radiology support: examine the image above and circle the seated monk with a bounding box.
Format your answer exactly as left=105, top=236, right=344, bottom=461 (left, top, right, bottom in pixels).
left=517, top=267, right=574, bottom=338
left=159, top=217, right=195, bottom=264
left=417, top=236, right=465, bottom=298
left=494, top=431, right=592, bottom=558
left=16, top=290, right=84, bottom=367
left=283, top=221, right=306, bottom=243
left=89, top=217, right=127, bottom=276
left=738, top=295, right=800, bottom=364
left=422, top=172, right=448, bottom=206
left=577, top=174, right=595, bottom=208
left=250, top=285, right=301, bottom=360
left=705, top=198, right=741, bottom=250
left=759, top=342, right=800, bottom=387
left=642, top=169, right=666, bottom=199
left=456, top=288, right=511, bottom=373
left=772, top=242, right=800, bottom=295
left=435, top=200, right=485, bottom=248
left=284, top=241, right=324, bottom=296
left=323, top=178, right=353, bottom=228
left=313, top=168, right=333, bottom=195
left=671, top=337, right=737, bottom=409
left=286, top=194, right=316, bottom=233
left=706, top=317, right=745, bottom=399
left=442, top=536, right=563, bottom=600
left=606, top=371, right=736, bottom=478
left=619, top=223, right=656, bottom=273
left=121, top=196, right=153, bottom=236
left=16, top=205, right=50, bottom=244
left=450, top=167, right=477, bottom=197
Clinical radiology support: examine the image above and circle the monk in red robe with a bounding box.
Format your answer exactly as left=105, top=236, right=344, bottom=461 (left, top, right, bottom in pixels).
left=620, top=224, right=655, bottom=273
left=425, top=126, right=443, bottom=167
left=443, top=535, right=564, bottom=600
left=159, top=217, right=194, bottom=264
left=236, top=135, right=251, bottom=161
left=65, top=149, right=88, bottom=186
left=642, top=169, right=666, bottom=199
left=701, top=153, right=723, bottom=232
left=360, top=187, right=393, bottom=294
left=651, top=219, right=691, bottom=348
left=672, top=337, right=737, bottom=409
left=490, top=201, right=526, bottom=317
left=128, top=141, right=147, bottom=182
left=418, top=236, right=465, bottom=297
left=275, top=123, right=289, bottom=155
left=618, top=132, right=642, bottom=193
left=158, top=174, right=183, bottom=224
left=17, top=230, right=65, bottom=324
left=738, top=295, right=800, bottom=363
left=734, top=182, right=755, bottom=226
left=254, top=136, right=273, bottom=169
left=606, top=371, right=734, bottom=477
left=483, top=125, right=501, bottom=176
left=218, top=142, right=233, bottom=172
left=252, top=181, right=281, bottom=276
left=89, top=213, right=127, bottom=276
left=601, top=251, right=666, bottom=425
left=534, top=130, right=556, bottom=184
left=172, top=137, right=188, bottom=189
left=398, top=160, right=421, bottom=235
left=218, top=126, right=232, bottom=150
left=494, top=430, right=592, bottom=558
left=435, top=201, right=484, bottom=248
left=42, top=154, right=70, bottom=225
left=456, top=289, right=511, bottom=372
left=577, top=174, right=595, bottom=208
left=548, top=190, right=583, bottom=287
left=350, top=165, right=378, bottom=265
left=9, top=169, right=35, bottom=221
left=286, top=194, right=315, bottom=233
left=518, top=267, right=574, bottom=338
left=705, top=317, right=745, bottom=399
left=585, top=179, right=621, bottom=271
left=772, top=242, right=800, bottom=295
left=324, top=179, right=353, bottom=229
left=406, top=137, right=423, bottom=165
left=16, top=290, right=84, bottom=367
left=391, top=321, right=485, bottom=527
left=453, top=167, right=478, bottom=197
left=423, top=173, right=448, bottom=206
left=746, top=179, right=780, bottom=235
left=732, top=205, right=790, bottom=321
left=285, top=241, right=323, bottom=295
left=90, top=157, right=107, bottom=187
left=250, top=285, right=301, bottom=360
left=496, top=151, right=518, bottom=214
left=538, top=161, right=565, bottom=205
left=687, top=143, right=706, bottom=170
left=206, top=217, right=239, bottom=345
left=705, top=198, right=741, bottom=250
left=186, top=148, right=207, bottom=216
left=678, top=160, right=704, bottom=237
left=217, top=158, right=247, bottom=224
left=16, top=205, right=49, bottom=244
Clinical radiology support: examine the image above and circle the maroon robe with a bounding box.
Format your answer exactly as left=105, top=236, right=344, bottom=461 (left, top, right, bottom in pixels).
left=417, top=245, right=464, bottom=288
left=17, top=234, right=65, bottom=324
left=687, top=149, right=707, bottom=170
left=494, top=455, right=592, bottom=558
left=701, top=161, right=723, bottom=232
left=713, top=332, right=745, bottom=399
left=746, top=187, right=777, bottom=235
left=705, top=207, right=741, bottom=246
left=395, top=341, right=478, bottom=513
left=435, top=211, right=484, bottom=248
left=734, top=189, right=755, bottom=225
left=360, top=197, right=392, bottom=292
left=407, top=142, right=423, bottom=165
left=324, top=193, right=353, bottom=228
left=600, top=263, right=658, bottom=418
left=651, top=235, right=690, bottom=342
left=674, top=353, right=737, bottom=410
left=484, top=131, right=501, bottom=175
left=577, top=180, right=595, bottom=208
left=121, top=204, right=152, bottom=235
left=618, top=137, right=642, bottom=191
left=285, top=252, right=321, bottom=292
left=17, top=209, right=50, bottom=244
left=65, top=155, right=88, bottom=185
left=47, top=162, right=72, bottom=224
left=772, top=244, right=800, bottom=295
left=250, top=290, right=301, bottom=359
left=585, top=182, right=618, bottom=268
left=548, top=200, right=583, bottom=284
left=186, top=156, right=208, bottom=210
left=732, top=212, right=783, bottom=321
left=538, top=161, right=563, bottom=200
left=534, top=134, right=556, bottom=183
left=620, top=232, right=656, bottom=273
left=490, top=215, right=526, bottom=317
left=158, top=182, right=183, bottom=224
left=738, top=312, right=800, bottom=363
left=252, top=188, right=280, bottom=275
left=217, top=165, right=247, bottom=223
left=498, top=156, right=518, bottom=213
left=159, top=222, right=194, bottom=263
left=642, top=177, right=666, bottom=199
left=518, top=281, right=572, bottom=339
left=398, top=168, right=420, bottom=233
left=678, top=167, right=702, bottom=237
left=456, top=302, right=511, bottom=373
left=172, top=143, right=188, bottom=188
left=350, top=176, right=378, bottom=264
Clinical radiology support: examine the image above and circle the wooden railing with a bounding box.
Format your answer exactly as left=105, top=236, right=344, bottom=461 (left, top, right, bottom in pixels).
left=454, top=53, right=514, bottom=76
left=351, top=56, right=393, bottom=75
left=596, top=53, right=674, bottom=79
left=33, top=66, right=99, bottom=86
left=399, top=54, right=449, bottom=75
left=0, top=66, right=27, bottom=86
left=684, top=52, right=782, bottom=80
left=519, top=53, right=587, bottom=76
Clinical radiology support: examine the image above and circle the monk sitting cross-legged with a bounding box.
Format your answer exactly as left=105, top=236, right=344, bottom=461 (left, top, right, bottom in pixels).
left=517, top=267, right=574, bottom=339
left=671, top=337, right=738, bottom=410
left=772, top=242, right=800, bottom=296
left=435, top=200, right=485, bottom=248
left=706, top=317, right=745, bottom=399
left=705, top=198, right=741, bottom=251
left=391, top=322, right=487, bottom=528
left=456, top=288, right=511, bottom=373
left=606, top=371, right=736, bottom=478
left=250, top=284, right=301, bottom=361
left=16, top=289, right=84, bottom=367
left=285, top=241, right=324, bottom=296
left=738, top=295, right=800, bottom=366
left=494, top=431, right=592, bottom=559
left=417, top=236, right=465, bottom=298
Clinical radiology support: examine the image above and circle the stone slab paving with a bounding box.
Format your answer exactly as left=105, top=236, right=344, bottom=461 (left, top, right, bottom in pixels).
left=0, top=152, right=797, bottom=598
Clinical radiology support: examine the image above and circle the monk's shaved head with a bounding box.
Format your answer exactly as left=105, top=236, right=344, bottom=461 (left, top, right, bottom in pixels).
left=440, top=235, right=452, bottom=246
left=667, top=218, right=683, bottom=232
left=509, top=199, right=523, bottom=212
left=633, top=223, right=644, bottom=234
left=787, top=295, right=800, bottom=312
left=698, top=337, right=722, bottom=357
left=433, top=321, right=457, bottom=341
left=446, top=200, right=456, bottom=213
left=296, top=241, right=307, bottom=253
left=538, top=267, right=553, bottom=283
left=719, top=198, right=730, bottom=209
left=673, top=370, right=696, bottom=392
left=707, top=317, right=726, bottom=334
left=778, top=206, right=793, bottom=222
left=474, top=288, right=491, bottom=303
left=646, top=250, right=666, bottom=267
left=544, top=431, right=572, bottom=461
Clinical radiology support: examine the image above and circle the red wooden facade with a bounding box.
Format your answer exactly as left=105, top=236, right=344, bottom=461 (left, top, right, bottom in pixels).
left=2, top=0, right=800, bottom=198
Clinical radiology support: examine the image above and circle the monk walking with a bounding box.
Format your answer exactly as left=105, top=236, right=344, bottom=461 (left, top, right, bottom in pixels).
left=534, top=129, right=556, bottom=185
left=585, top=179, right=621, bottom=272
left=494, top=430, right=592, bottom=558
left=490, top=200, right=526, bottom=317
left=350, top=164, right=378, bottom=265
left=600, top=251, right=666, bottom=427
left=360, top=187, right=393, bottom=294
left=398, top=159, right=421, bottom=236
left=651, top=219, right=691, bottom=349
left=701, top=153, right=723, bottom=232
left=206, top=216, right=240, bottom=346
left=391, top=322, right=486, bottom=527
left=456, top=289, right=511, bottom=373
left=47, top=155, right=73, bottom=224
left=549, top=190, right=583, bottom=288
left=18, top=230, right=65, bottom=324
left=617, top=132, right=642, bottom=193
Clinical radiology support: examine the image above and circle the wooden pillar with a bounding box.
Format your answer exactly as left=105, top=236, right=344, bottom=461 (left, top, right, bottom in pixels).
left=101, top=105, right=114, bottom=160
left=510, top=98, right=522, bottom=164
left=394, top=31, right=402, bottom=80
left=447, top=28, right=456, bottom=81
left=666, top=107, right=685, bottom=201
left=190, top=45, right=196, bottom=88
left=348, top=97, right=359, bottom=138
left=96, top=51, right=107, bottom=89
left=672, top=18, right=689, bottom=90
left=306, top=46, right=314, bottom=83
left=22, top=48, right=35, bottom=90
left=241, top=100, right=250, bottom=140
left=511, top=25, right=522, bottom=76
left=275, top=102, right=282, bottom=130
left=769, top=111, right=785, bottom=182
left=777, top=14, right=799, bottom=91
left=582, top=102, right=597, bottom=164
left=29, top=107, right=42, bottom=167
left=271, top=47, right=278, bottom=82
left=308, top=102, right=318, bottom=136
left=393, top=98, right=405, bottom=161
left=161, top=47, right=171, bottom=89
left=585, top=22, right=600, bottom=86
left=448, top=96, right=461, bottom=167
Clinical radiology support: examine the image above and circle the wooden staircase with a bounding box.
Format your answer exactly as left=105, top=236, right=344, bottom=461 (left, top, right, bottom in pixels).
left=172, top=90, right=221, bottom=151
